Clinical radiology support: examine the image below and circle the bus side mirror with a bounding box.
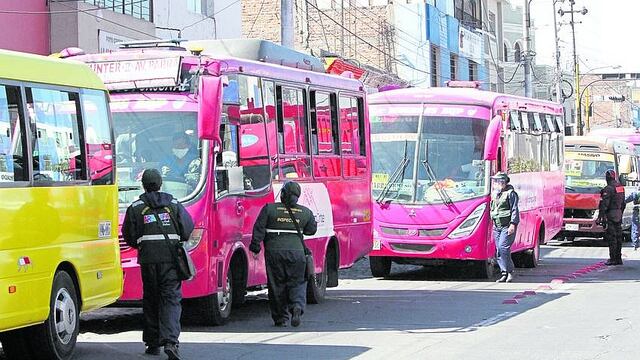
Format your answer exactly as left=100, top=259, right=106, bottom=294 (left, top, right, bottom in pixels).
left=198, top=76, right=223, bottom=146
left=483, top=115, right=502, bottom=161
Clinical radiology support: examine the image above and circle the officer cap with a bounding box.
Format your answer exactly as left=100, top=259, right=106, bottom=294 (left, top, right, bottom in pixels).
left=491, top=172, right=510, bottom=183
left=142, top=168, right=162, bottom=192
left=605, top=169, right=618, bottom=183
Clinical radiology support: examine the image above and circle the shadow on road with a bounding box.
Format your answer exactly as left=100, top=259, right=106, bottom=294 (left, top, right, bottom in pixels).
left=73, top=342, right=369, bottom=360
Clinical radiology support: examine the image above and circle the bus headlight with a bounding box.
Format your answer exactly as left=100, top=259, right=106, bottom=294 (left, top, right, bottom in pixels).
left=184, top=228, right=204, bottom=252
left=592, top=210, right=599, bottom=220
left=449, top=204, right=487, bottom=239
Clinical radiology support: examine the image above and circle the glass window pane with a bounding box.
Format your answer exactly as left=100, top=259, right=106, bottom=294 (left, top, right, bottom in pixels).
left=81, top=90, right=114, bottom=185
left=27, top=88, right=86, bottom=182
left=313, top=92, right=334, bottom=154
left=281, top=88, right=308, bottom=155
left=0, top=85, right=27, bottom=182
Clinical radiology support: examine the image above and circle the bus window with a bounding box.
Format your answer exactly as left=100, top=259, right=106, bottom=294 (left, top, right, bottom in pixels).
left=310, top=91, right=337, bottom=155
left=0, top=84, right=27, bottom=183
left=544, top=114, right=555, bottom=132
left=520, top=111, right=530, bottom=132
left=81, top=90, right=114, bottom=185
left=233, top=75, right=271, bottom=192
left=340, top=95, right=366, bottom=177
left=215, top=117, right=242, bottom=197
left=532, top=113, right=543, bottom=132
left=554, top=115, right=563, bottom=132
left=509, top=110, right=521, bottom=131
left=26, top=88, right=87, bottom=182
left=277, top=86, right=311, bottom=179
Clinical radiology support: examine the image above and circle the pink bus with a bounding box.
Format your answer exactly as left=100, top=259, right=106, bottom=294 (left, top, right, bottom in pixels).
left=588, top=127, right=640, bottom=147
left=69, top=40, right=372, bottom=324
left=367, top=83, right=565, bottom=278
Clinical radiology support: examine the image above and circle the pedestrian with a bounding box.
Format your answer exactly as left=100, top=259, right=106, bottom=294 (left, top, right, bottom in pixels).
left=598, top=169, right=626, bottom=265
left=625, top=190, right=640, bottom=250
left=122, top=168, right=194, bottom=360
left=490, top=172, right=520, bottom=283
left=249, top=181, right=317, bottom=327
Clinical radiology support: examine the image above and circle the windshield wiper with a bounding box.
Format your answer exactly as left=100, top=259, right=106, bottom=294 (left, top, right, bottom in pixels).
left=118, top=185, right=141, bottom=192
left=565, top=185, right=576, bottom=192
left=420, top=140, right=453, bottom=206
left=376, top=140, right=410, bottom=204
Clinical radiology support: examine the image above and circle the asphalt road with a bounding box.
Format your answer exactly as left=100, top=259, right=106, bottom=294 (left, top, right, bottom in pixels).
left=2, top=238, right=639, bottom=359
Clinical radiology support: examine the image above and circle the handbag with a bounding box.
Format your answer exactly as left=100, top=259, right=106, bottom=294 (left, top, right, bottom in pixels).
left=152, top=207, right=196, bottom=281
left=284, top=204, right=315, bottom=281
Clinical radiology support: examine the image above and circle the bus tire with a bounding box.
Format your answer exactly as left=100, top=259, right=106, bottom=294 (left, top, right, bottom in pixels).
left=369, top=256, right=391, bottom=278
left=521, top=229, right=542, bottom=268
left=473, top=259, right=496, bottom=279
left=28, top=271, right=79, bottom=360
left=307, top=253, right=328, bottom=304
left=0, top=328, right=34, bottom=360
left=196, top=269, right=233, bottom=326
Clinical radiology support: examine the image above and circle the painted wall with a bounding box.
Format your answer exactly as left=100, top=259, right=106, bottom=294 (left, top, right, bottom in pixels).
left=154, top=0, right=241, bottom=40
left=392, top=3, right=429, bottom=87
left=0, top=0, right=50, bottom=55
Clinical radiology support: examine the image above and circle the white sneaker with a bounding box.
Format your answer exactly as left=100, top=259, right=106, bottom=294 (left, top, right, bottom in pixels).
left=496, top=274, right=507, bottom=283
left=506, top=273, right=514, bottom=283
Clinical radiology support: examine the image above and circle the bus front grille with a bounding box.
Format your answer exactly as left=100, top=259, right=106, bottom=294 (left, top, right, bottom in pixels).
left=389, top=243, right=435, bottom=253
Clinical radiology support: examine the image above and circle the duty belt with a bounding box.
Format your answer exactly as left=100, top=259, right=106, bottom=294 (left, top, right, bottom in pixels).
left=136, top=234, right=180, bottom=244
left=266, top=229, right=298, bottom=236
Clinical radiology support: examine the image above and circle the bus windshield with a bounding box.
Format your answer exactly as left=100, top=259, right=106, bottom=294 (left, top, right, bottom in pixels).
left=564, top=154, right=614, bottom=192
left=113, top=109, right=204, bottom=206
left=371, top=107, right=490, bottom=204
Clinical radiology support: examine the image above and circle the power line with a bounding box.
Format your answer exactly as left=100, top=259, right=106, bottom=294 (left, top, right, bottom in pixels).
left=247, top=0, right=268, bottom=38
left=305, top=0, right=431, bottom=76
left=180, top=0, right=242, bottom=32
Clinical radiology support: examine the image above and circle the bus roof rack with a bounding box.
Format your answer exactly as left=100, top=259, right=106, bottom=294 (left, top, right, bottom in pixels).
left=119, top=39, right=187, bottom=50
left=185, top=39, right=325, bottom=73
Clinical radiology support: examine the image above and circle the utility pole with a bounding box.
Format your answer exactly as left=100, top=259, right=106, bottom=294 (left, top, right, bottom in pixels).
left=523, top=0, right=533, bottom=98
left=559, top=0, right=588, bottom=134
left=552, top=0, right=562, bottom=103
left=281, top=0, right=294, bottom=48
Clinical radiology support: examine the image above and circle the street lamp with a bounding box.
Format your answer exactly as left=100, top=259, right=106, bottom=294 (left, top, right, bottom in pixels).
left=577, top=66, right=624, bottom=134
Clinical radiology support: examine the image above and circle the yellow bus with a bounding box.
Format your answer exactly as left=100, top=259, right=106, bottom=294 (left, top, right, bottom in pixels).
left=0, top=50, right=121, bottom=360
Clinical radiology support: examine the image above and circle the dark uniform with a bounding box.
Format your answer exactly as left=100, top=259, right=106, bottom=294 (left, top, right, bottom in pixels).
left=250, top=182, right=317, bottom=327
left=122, top=169, right=194, bottom=359
left=598, top=169, right=626, bottom=265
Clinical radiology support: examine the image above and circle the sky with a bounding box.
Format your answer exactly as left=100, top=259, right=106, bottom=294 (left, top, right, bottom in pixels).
left=529, top=0, right=638, bottom=73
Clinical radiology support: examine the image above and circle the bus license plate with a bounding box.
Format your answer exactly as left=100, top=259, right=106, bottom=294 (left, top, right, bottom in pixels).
left=373, top=239, right=381, bottom=250
left=565, top=223, right=579, bottom=231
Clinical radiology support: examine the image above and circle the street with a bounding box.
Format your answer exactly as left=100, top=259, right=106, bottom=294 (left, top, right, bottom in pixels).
left=3, top=239, right=636, bottom=360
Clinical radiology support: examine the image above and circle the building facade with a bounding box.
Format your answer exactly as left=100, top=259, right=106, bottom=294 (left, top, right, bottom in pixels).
left=581, top=73, right=640, bottom=131
left=1, top=1, right=241, bottom=55
left=242, top=0, right=503, bottom=89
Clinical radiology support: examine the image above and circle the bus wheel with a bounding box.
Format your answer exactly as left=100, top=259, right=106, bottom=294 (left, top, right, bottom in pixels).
left=473, top=259, right=496, bottom=279
left=369, top=256, right=392, bottom=278
left=0, top=328, right=34, bottom=359
left=307, top=253, right=328, bottom=304
left=28, top=271, right=79, bottom=360
left=521, top=230, right=542, bottom=268
left=197, top=269, right=233, bottom=326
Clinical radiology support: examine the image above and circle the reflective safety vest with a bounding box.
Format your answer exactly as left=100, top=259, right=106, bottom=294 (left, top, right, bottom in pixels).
left=490, top=189, right=513, bottom=225
left=135, top=203, right=180, bottom=264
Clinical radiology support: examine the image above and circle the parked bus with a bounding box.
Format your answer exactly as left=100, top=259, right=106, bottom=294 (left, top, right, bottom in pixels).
left=71, top=39, right=372, bottom=324
left=0, top=50, right=121, bottom=360
left=367, top=82, right=565, bottom=278
left=561, top=136, right=639, bottom=241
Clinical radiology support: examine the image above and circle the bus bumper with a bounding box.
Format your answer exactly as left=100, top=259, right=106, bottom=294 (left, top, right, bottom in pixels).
left=369, top=234, right=490, bottom=264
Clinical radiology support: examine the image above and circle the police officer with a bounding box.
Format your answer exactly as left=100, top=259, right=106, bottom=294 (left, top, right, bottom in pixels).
left=122, top=169, right=194, bottom=360
left=598, top=169, right=626, bottom=265
left=490, top=172, right=520, bottom=283
left=250, top=181, right=317, bottom=327
left=625, top=190, right=640, bottom=250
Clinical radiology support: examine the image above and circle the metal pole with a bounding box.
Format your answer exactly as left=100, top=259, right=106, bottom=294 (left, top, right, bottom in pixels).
left=523, top=0, right=533, bottom=98
left=553, top=0, right=562, bottom=103
left=281, top=0, right=295, bottom=48
left=570, top=0, right=581, bottom=135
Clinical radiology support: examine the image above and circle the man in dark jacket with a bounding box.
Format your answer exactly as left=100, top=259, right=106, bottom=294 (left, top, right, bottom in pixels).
left=122, top=168, right=194, bottom=360
left=250, top=181, right=317, bottom=327
left=598, top=169, right=626, bottom=265
left=490, top=172, right=520, bottom=283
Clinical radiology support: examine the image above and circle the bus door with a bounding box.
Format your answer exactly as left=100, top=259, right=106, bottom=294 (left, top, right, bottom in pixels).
left=618, top=153, right=640, bottom=230
left=213, top=118, right=245, bottom=285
